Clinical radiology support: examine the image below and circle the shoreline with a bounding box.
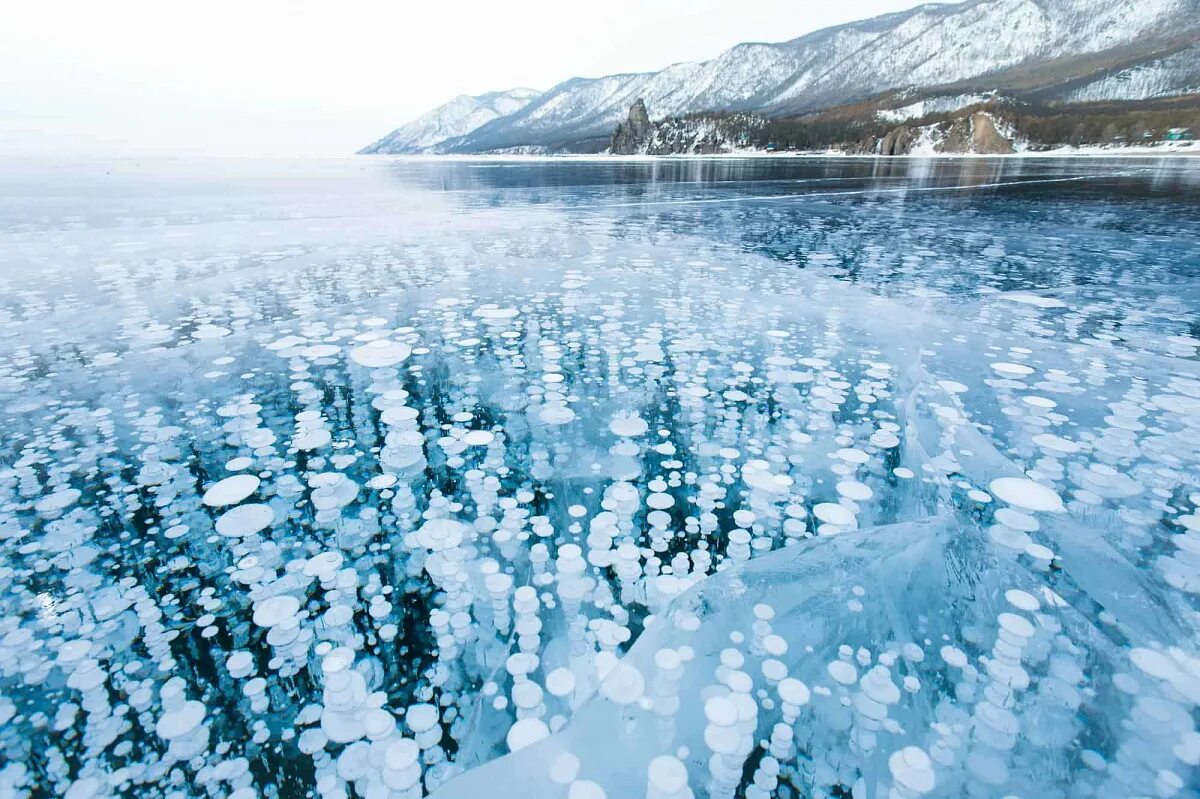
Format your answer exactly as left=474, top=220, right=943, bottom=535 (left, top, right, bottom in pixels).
left=3, top=148, right=1194, bottom=165
left=368, top=146, right=1198, bottom=161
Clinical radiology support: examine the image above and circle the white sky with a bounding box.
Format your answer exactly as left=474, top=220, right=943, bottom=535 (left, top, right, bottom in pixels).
left=1, top=0, right=926, bottom=157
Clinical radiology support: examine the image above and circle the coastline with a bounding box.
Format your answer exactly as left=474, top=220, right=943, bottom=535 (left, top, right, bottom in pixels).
left=366, top=145, right=1198, bottom=161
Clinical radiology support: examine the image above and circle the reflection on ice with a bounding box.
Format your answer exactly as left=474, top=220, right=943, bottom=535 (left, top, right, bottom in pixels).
left=0, top=158, right=1197, bottom=799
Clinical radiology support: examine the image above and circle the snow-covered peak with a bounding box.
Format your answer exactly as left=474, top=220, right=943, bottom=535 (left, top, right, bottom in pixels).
left=766, top=0, right=1194, bottom=110
left=359, top=88, right=541, bottom=154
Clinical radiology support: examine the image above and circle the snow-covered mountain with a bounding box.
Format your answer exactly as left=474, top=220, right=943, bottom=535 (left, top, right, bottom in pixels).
left=364, top=0, right=1200, bottom=154
left=763, top=0, right=1194, bottom=111
left=359, top=88, right=541, bottom=154
left=1058, top=43, right=1200, bottom=104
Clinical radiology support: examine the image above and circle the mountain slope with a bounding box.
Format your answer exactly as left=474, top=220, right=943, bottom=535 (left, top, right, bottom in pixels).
left=764, top=0, right=1193, bottom=112
left=1057, top=42, right=1200, bottom=103
left=363, top=0, right=1200, bottom=154
left=359, top=88, right=541, bottom=154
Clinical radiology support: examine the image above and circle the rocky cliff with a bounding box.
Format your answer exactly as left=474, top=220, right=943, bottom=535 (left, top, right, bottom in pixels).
left=609, top=99, right=655, bottom=154
left=864, top=112, right=1016, bottom=155
left=928, top=112, right=1014, bottom=154
left=608, top=101, right=772, bottom=155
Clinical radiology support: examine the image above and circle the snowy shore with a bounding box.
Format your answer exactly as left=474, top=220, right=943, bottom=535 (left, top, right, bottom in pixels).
left=370, top=144, right=1198, bottom=161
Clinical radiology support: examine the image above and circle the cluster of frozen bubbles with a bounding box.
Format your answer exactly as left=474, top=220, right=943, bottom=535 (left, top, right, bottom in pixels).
left=0, top=187, right=1198, bottom=799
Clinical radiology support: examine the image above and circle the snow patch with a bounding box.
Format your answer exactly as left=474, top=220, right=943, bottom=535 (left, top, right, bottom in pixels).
left=877, top=94, right=996, bottom=123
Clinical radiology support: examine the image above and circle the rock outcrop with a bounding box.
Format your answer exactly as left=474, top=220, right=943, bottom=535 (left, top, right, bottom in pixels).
left=879, top=126, right=918, bottom=155
left=873, top=112, right=1015, bottom=155
left=608, top=103, right=770, bottom=155
left=964, top=112, right=1015, bottom=153
left=935, top=112, right=1015, bottom=154
left=609, top=99, right=655, bottom=154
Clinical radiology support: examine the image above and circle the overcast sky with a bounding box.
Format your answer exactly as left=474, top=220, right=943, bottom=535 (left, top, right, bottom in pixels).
left=1, top=0, right=927, bottom=157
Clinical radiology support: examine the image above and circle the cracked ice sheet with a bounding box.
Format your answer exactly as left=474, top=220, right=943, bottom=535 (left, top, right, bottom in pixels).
left=430, top=515, right=1155, bottom=799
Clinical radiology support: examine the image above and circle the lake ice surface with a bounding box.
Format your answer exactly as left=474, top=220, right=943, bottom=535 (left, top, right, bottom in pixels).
left=0, top=156, right=1199, bottom=799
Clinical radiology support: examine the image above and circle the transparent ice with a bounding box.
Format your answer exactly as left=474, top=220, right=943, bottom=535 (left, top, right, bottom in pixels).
left=0, top=158, right=1198, bottom=799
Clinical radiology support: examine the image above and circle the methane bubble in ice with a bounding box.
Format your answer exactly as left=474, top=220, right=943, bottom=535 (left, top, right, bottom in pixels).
left=215, top=503, right=274, bottom=537
left=988, top=477, right=1065, bottom=513
left=350, top=339, right=412, bottom=368
left=202, top=474, right=261, bottom=507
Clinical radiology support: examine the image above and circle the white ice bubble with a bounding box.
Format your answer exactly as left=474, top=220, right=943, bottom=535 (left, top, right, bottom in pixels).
left=549, top=752, right=581, bottom=784
left=385, top=738, right=419, bottom=769
left=463, top=430, right=495, bottom=446
left=988, top=477, right=1064, bottom=513
left=1002, top=292, right=1066, bottom=309
left=836, top=480, right=873, bottom=502
left=35, top=488, right=81, bottom=515
left=215, top=503, right=274, bottom=537
left=202, top=475, right=260, bottom=507
left=156, top=700, right=206, bottom=740
left=568, top=781, right=606, bottom=799
left=1130, top=647, right=1178, bottom=680
left=193, top=324, right=230, bottom=339
left=828, top=660, right=857, bottom=685
left=991, top=362, right=1035, bottom=377
left=778, top=678, right=811, bottom=706
left=1004, top=589, right=1040, bottom=612
left=506, top=718, right=550, bottom=752
left=610, top=413, right=649, bottom=437
left=1032, top=434, right=1079, bottom=454
left=704, top=696, right=738, bottom=726
left=350, top=339, right=412, bottom=368
left=647, top=755, right=689, bottom=793
left=540, top=405, right=576, bottom=425
left=252, top=595, right=301, bottom=628
left=600, top=661, right=645, bottom=704
left=813, top=503, right=855, bottom=526
left=546, top=668, right=577, bottom=698
left=888, top=746, right=936, bottom=795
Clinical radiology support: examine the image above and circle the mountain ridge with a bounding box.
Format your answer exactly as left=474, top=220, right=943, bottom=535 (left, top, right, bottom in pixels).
left=359, top=88, right=541, bottom=155
left=363, top=0, right=1200, bottom=155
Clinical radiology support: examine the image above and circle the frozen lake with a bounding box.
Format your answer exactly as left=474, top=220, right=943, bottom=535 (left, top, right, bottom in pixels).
left=1, top=156, right=1199, bottom=799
